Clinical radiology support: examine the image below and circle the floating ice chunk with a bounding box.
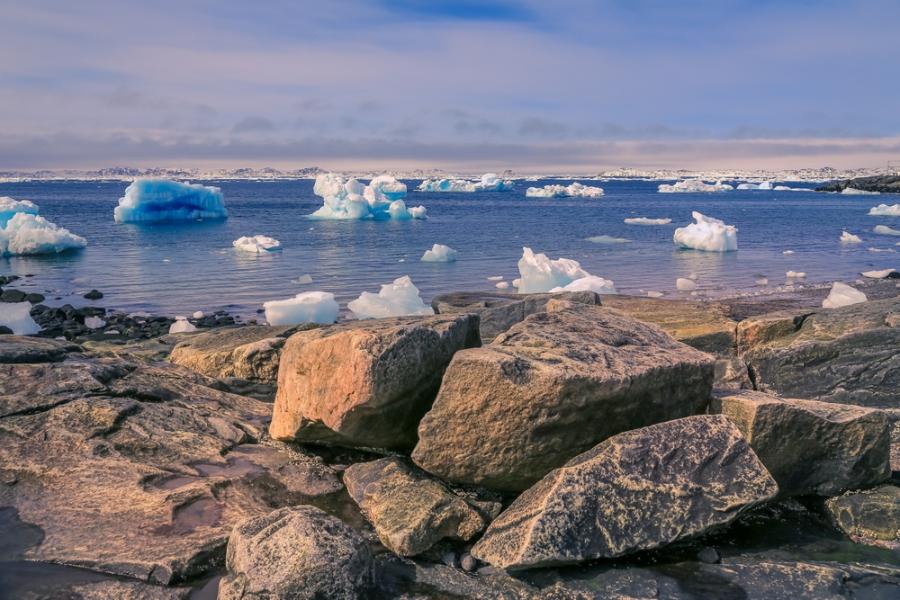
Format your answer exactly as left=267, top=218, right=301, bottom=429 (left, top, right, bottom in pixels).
left=0, top=196, right=39, bottom=227
left=192, top=311, right=204, bottom=319
left=873, top=225, right=900, bottom=236
left=868, top=203, right=900, bottom=217
left=495, top=281, right=510, bottom=289
left=624, top=217, right=671, bottom=225
left=786, top=271, right=806, bottom=279
left=673, top=212, right=738, bottom=252
left=487, top=275, right=504, bottom=281
left=0, top=213, right=87, bottom=256
left=646, top=291, right=664, bottom=298
left=551, top=275, right=616, bottom=295
left=586, top=235, right=630, bottom=244
left=676, top=277, right=697, bottom=291
left=736, top=181, right=774, bottom=190
left=421, top=244, right=458, bottom=262
left=840, top=231, right=862, bottom=244
left=0, top=302, right=40, bottom=335
left=114, top=179, right=227, bottom=223
left=515, top=247, right=590, bottom=294
left=868, top=247, right=895, bottom=253
left=169, top=317, right=197, bottom=334
left=310, top=173, right=424, bottom=220
left=773, top=185, right=812, bottom=192
left=822, top=282, right=867, bottom=308
left=659, top=179, right=733, bottom=193
left=841, top=187, right=879, bottom=195
left=293, top=274, right=313, bottom=284
left=862, top=268, right=897, bottom=279
left=417, top=173, right=514, bottom=193
left=84, top=316, right=106, bottom=329
left=264, top=291, right=339, bottom=325
left=782, top=250, right=795, bottom=255
left=525, top=182, right=604, bottom=198
left=755, top=276, right=769, bottom=286
left=233, top=235, right=281, bottom=253
left=348, top=276, right=434, bottom=319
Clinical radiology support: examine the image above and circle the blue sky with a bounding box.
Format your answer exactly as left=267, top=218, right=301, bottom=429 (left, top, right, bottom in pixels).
left=1, top=0, right=898, bottom=170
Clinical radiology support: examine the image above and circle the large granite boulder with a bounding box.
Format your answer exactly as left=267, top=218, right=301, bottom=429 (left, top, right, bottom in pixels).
left=412, top=301, right=715, bottom=491
left=825, top=485, right=900, bottom=550
left=0, top=334, right=80, bottom=364
left=712, top=390, right=891, bottom=497
left=470, top=416, right=778, bottom=569
left=218, top=506, right=374, bottom=600
left=342, top=457, right=497, bottom=556
left=270, top=314, right=479, bottom=450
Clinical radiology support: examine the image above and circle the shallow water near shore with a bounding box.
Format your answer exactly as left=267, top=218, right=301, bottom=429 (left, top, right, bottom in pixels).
left=1, top=179, right=897, bottom=319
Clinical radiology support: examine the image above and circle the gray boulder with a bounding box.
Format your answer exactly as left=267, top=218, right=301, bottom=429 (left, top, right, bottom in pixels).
left=0, top=334, right=80, bottom=364
left=825, top=485, right=900, bottom=550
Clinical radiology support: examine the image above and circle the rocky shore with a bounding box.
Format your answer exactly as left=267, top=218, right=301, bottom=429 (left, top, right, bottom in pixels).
left=1, top=279, right=899, bottom=598
left=816, top=175, right=900, bottom=194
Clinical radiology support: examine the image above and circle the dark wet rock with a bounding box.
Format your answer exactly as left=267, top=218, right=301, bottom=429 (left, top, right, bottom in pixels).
left=712, top=390, right=891, bottom=497
left=817, top=175, right=900, bottom=194
left=0, top=274, right=20, bottom=286
left=0, top=335, right=80, bottom=364
left=218, top=506, right=374, bottom=600
left=697, top=546, right=721, bottom=564
left=0, top=288, right=27, bottom=302
left=68, top=580, right=193, bottom=599
left=825, top=485, right=900, bottom=550
left=270, top=313, right=480, bottom=451
left=24, top=292, right=45, bottom=304
left=83, top=289, right=104, bottom=300
left=413, top=301, right=715, bottom=491
left=470, top=416, right=778, bottom=569
left=342, top=457, right=495, bottom=556
left=376, top=554, right=537, bottom=599
left=0, top=326, right=12, bottom=335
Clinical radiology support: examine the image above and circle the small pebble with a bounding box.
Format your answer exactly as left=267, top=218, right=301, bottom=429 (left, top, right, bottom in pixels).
left=697, top=546, right=720, bottom=564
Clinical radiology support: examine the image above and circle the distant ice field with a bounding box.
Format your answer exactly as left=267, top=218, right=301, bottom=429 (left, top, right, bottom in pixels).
left=0, top=178, right=896, bottom=318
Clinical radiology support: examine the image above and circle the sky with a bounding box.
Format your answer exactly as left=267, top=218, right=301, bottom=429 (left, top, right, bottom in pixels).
left=1, top=0, right=899, bottom=172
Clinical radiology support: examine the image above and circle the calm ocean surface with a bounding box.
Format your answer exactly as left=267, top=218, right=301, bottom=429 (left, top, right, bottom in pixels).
left=1, top=179, right=897, bottom=318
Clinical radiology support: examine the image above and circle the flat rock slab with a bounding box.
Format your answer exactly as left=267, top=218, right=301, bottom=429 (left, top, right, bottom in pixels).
left=470, top=415, right=778, bottom=569
left=825, top=485, right=900, bottom=551
left=270, top=314, right=479, bottom=450
left=218, top=506, right=374, bottom=600
left=713, top=390, right=891, bottom=497
left=0, top=335, right=80, bottom=363
left=412, top=301, right=715, bottom=491
left=343, top=457, right=496, bottom=556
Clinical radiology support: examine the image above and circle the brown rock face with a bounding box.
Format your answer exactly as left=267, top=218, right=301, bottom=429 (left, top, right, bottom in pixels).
left=270, top=314, right=480, bottom=450
left=342, top=457, right=495, bottom=556
left=825, top=485, right=900, bottom=550
left=412, top=302, right=715, bottom=491
left=470, top=416, right=778, bottom=570
left=712, top=390, right=891, bottom=497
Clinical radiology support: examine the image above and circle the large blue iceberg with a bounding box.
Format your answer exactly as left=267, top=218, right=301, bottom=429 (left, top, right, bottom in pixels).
left=114, top=179, right=228, bottom=223
left=310, top=174, right=426, bottom=220
left=0, top=197, right=86, bottom=256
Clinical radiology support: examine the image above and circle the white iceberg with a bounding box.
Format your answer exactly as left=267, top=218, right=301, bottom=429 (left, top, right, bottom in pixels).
left=868, top=203, right=900, bottom=217
left=736, top=181, right=774, bottom=190
left=659, top=179, right=733, bottom=193
left=646, top=291, right=664, bottom=298
left=624, top=217, right=671, bottom=225
left=673, top=212, right=738, bottom=252
left=114, top=179, right=227, bottom=223
left=264, top=291, right=339, bottom=325
left=868, top=247, right=895, bottom=253
left=862, top=268, right=897, bottom=279
left=487, top=275, right=504, bottom=281
left=1, top=212, right=87, bottom=256
left=0, top=302, right=41, bottom=335
left=421, top=244, right=458, bottom=262
left=840, top=231, right=862, bottom=244
left=773, top=185, right=813, bottom=192
left=348, top=276, right=434, bottom=319
left=550, top=275, right=616, bottom=295
left=783, top=250, right=795, bottom=255
left=841, top=187, right=879, bottom=195
left=293, top=274, right=313, bottom=284
left=495, top=281, right=510, bottom=289
left=169, top=316, right=198, bottom=334
left=192, top=311, right=205, bottom=319
left=822, top=282, right=867, bottom=308
left=873, top=225, right=900, bottom=236
left=525, top=182, right=604, bottom=198
left=676, top=277, right=697, bottom=291
left=417, top=173, right=514, bottom=193
left=586, top=235, right=630, bottom=244
left=310, top=173, right=426, bottom=220
left=515, top=247, right=590, bottom=294
left=0, top=196, right=39, bottom=227
left=233, top=235, right=282, bottom=253
left=786, top=271, right=806, bottom=279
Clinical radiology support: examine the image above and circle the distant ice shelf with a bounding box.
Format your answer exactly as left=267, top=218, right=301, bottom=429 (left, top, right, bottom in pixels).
left=659, top=179, right=733, bottom=193
left=114, top=179, right=228, bottom=223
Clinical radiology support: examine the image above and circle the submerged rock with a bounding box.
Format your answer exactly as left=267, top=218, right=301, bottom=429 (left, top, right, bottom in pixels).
left=470, top=416, right=778, bottom=569
left=825, top=485, right=900, bottom=550
left=412, top=301, right=715, bottom=491
left=713, top=390, right=891, bottom=497
left=270, top=314, right=480, bottom=450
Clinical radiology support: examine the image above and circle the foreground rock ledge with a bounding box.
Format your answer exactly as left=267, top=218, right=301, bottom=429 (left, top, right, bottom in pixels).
left=270, top=313, right=479, bottom=450
left=470, top=415, right=778, bottom=570
left=412, top=301, right=715, bottom=491
left=712, top=390, right=891, bottom=497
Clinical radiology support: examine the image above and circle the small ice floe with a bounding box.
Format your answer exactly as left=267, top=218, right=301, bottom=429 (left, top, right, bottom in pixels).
left=862, top=268, right=897, bottom=279
left=550, top=275, right=617, bottom=295
left=526, top=182, right=604, bottom=198
left=868, top=247, right=896, bottom=253
left=773, top=185, right=813, bottom=192
left=673, top=212, right=738, bottom=252
left=310, top=173, right=426, bottom=220
left=786, top=271, right=806, bottom=279
left=874, top=225, right=900, bottom=236
left=114, top=179, right=227, bottom=223
left=646, top=291, right=664, bottom=298
left=487, top=275, right=504, bottom=281
left=0, top=210, right=87, bottom=257
left=0, top=302, right=40, bottom=335
left=822, top=282, right=867, bottom=308
left=868, top=203, right=900, bottom=217
left=495, top=281, right=510, bottom=289
left=192, top=311, right=204, bottom=319
left=233, top=235, right=281, bottom=253
left=421, top=244, right=458, bottom=262
left=84, top=316, right=106, bottom=329
left=840, top=231, right=862, bottom=244
left=755, top=276, right=769, bottom=286
left=658, top=179, right=733, bottom=193
left=348, top=276, right=434, bottom=319
left=624, top=217, right=671, bottom=225
left=293, top=274, right=313, bottom=284
left=417, top=173, right=514, bottom=193
left=515, top=247, right=590, bottom=293
left=169, top=316, right=197, bottom=334
left=736, top=181, right=774, bottom=190
left=586, top=235, right=630, bottom=244
left=841, top=187, right=879, bottom=195
left=782, top=250, right=795, bottom=255
left=264, top=291, right=339, bottom=325
left=676, top=278, right=697, bottom=291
